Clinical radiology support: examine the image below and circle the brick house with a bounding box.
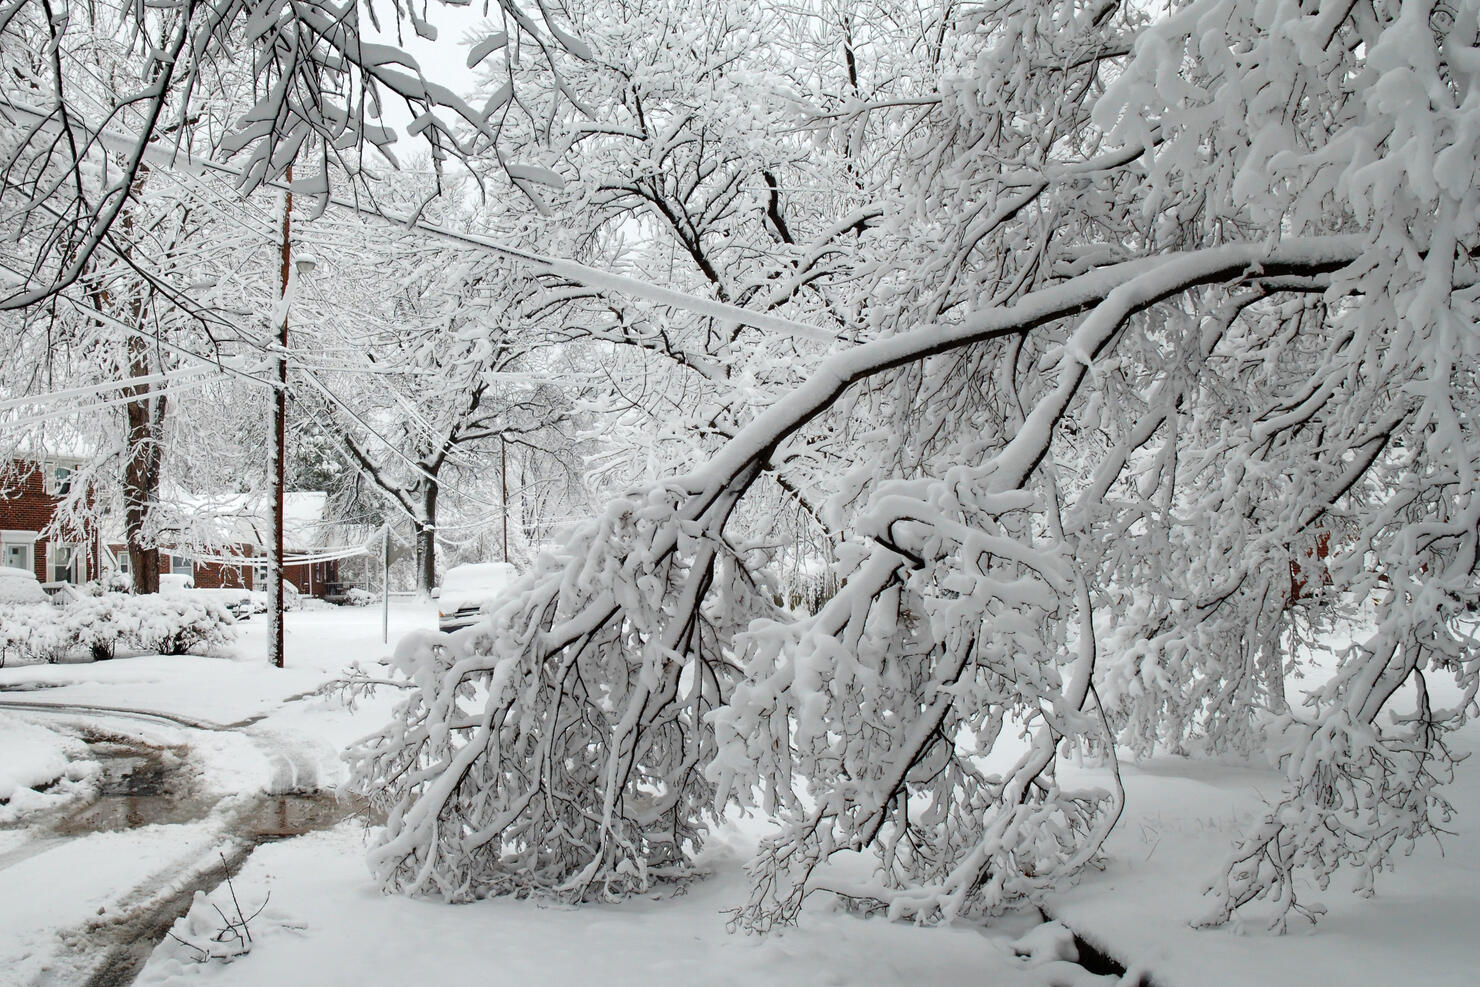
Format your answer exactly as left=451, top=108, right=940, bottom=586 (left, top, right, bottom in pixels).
left=0, top=456, right=100, bottom=587
left=107, top=491, right=349, bottom=597
left=112, top=491, right=346, bottom=596
left=4, top=456, right=349, bottom=597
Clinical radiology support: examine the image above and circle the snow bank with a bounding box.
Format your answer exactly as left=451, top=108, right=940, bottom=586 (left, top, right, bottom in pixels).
left=0, top=712, right=97, bottom=820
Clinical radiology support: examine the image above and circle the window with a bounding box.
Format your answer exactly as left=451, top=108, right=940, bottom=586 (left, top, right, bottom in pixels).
left=116, top=551, right=131, bottom=575
left=49, top=543, right=79, bottom=584
left=170, top=553, right=193, bottom=577
left=43, top=462, right=73, bottom=496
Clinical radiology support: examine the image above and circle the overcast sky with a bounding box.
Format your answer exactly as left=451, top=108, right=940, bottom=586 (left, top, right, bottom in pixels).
left=364, top=4, right=492, bottom=137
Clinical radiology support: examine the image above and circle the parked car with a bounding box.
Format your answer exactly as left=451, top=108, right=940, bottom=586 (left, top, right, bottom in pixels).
left=159, top=573, right=194, bottom=594
left=0, top=565, right=49, bottom=605
left=436, top=562, right=518, bottom=632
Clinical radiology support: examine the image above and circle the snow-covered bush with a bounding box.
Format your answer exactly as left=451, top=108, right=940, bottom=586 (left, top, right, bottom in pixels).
left=80, top=570, right=134, bottom=596
left=0, top=605, right=68, bottom=664
left=344, top=587, right=374, bottom=607
left=65, top=594, right=133, bottom=660
left=1, top=594, right=237, bottom=663
left=121, top=595, right=236, bottom=656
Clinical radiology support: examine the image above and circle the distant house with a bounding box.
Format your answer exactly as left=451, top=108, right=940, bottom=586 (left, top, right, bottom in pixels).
left=2, top=456, right=358, bottom=598
left=0, top=456, right=99, bottom=587
left=106, top=491, right=358, bottom=598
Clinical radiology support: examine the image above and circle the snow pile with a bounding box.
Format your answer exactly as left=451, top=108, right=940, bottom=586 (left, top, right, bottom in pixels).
left=0, top=712, right=97, bottom=821
left=1013, top=921, right=1080, bottom=964
left=1009, top=921, right=1122, bottom=986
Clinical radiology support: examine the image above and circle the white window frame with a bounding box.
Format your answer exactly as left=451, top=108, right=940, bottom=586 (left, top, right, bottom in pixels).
left=2, top=530, right=37, bottom=573
left=169, top=552, right=194, bottom=577
left=101, top=543, right=130, bottom=575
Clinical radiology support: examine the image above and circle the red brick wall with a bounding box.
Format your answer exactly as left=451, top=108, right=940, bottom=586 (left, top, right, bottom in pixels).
left=284, top=559, right=338, bottom=597
left=1, top=459, right=96, bottom=583
left=194, top=558, right=255, bottom=590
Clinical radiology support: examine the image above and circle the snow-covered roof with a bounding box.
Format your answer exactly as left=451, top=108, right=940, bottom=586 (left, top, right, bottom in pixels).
left=7, top=425, right=97, bottom=462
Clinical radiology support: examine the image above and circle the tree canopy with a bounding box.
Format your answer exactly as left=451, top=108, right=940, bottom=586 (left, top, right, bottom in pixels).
left=4, top=0, right=1478, bottom=936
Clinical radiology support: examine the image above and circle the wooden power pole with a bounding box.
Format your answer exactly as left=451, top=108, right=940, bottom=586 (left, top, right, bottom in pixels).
left=268, top=170, right=292, bottom=669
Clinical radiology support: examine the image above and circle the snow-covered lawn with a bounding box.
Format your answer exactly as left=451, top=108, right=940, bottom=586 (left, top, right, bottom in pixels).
left=1049, top=734, right=1480, bottom=985
left=137, top=825, right=1096, bottom=987
left=1, top=603, right=1477, bottom=985
left=0, top=599, right=420, bottom=728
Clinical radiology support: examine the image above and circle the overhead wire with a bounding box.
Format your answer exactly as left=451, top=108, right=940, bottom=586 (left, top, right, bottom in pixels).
left=3, top=100, right=847, bottom=344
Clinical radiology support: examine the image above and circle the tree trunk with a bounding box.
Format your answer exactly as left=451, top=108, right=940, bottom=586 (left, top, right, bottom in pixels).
left=114, top=166, right=164, bottom=595
left=415, top=479, right=439, bottom=595
left=122, top=345, right=164, bottom=595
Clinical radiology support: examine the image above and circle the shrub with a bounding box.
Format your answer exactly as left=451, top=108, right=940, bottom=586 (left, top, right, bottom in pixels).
left=65, top=595, right=130, bottom=660
left=0, top=605, right=67, bottom=664
left=0, top=593, right=237, bottom=663
left=81, top=570, right=134, bottom=596
left=121, top=595, right=237, bottom=656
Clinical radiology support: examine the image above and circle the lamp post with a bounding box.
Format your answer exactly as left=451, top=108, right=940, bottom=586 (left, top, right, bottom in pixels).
left=267, top=173, right=315, bottom=669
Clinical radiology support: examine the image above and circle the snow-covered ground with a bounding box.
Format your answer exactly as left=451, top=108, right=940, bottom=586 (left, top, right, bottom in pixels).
left=1048, top=735, right=1480, bottom=986
left=135, top=826, right=1096, bottom=987
left=1, top=602, right=1477, bottom=985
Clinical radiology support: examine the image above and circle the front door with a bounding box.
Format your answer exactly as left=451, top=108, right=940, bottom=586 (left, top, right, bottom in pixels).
left=3, top=542, right=30, bottom=571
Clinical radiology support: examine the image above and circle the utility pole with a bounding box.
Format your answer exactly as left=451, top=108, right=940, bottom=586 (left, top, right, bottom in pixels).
left=382, top=525, right=390, bottom=644
left=500, top=436, right=508, bottom=563
left=269, top=169, right=292, bottom=669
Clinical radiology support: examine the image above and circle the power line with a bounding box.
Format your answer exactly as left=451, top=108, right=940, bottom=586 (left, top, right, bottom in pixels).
left=3, top=101, right=846, bottom=345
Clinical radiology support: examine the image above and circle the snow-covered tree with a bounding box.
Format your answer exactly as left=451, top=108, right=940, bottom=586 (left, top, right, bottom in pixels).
left=348, top=0, right=1480, bottom=935
left=281, top=183, right=589, bottom=593
left=0, top=0, right=598, bottom=309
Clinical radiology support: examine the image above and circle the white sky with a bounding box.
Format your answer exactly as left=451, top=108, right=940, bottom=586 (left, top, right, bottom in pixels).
left=363, top=3, right=495, bottom=137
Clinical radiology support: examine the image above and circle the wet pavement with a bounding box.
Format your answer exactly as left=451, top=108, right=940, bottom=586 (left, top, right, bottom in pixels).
left=53, top=735, right=204, bottom=835
left=4, top=726, right=375, bottom=985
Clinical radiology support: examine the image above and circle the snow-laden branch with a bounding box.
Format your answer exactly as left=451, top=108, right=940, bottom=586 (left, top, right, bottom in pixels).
left=344, top=232, right=1365, bottom=911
